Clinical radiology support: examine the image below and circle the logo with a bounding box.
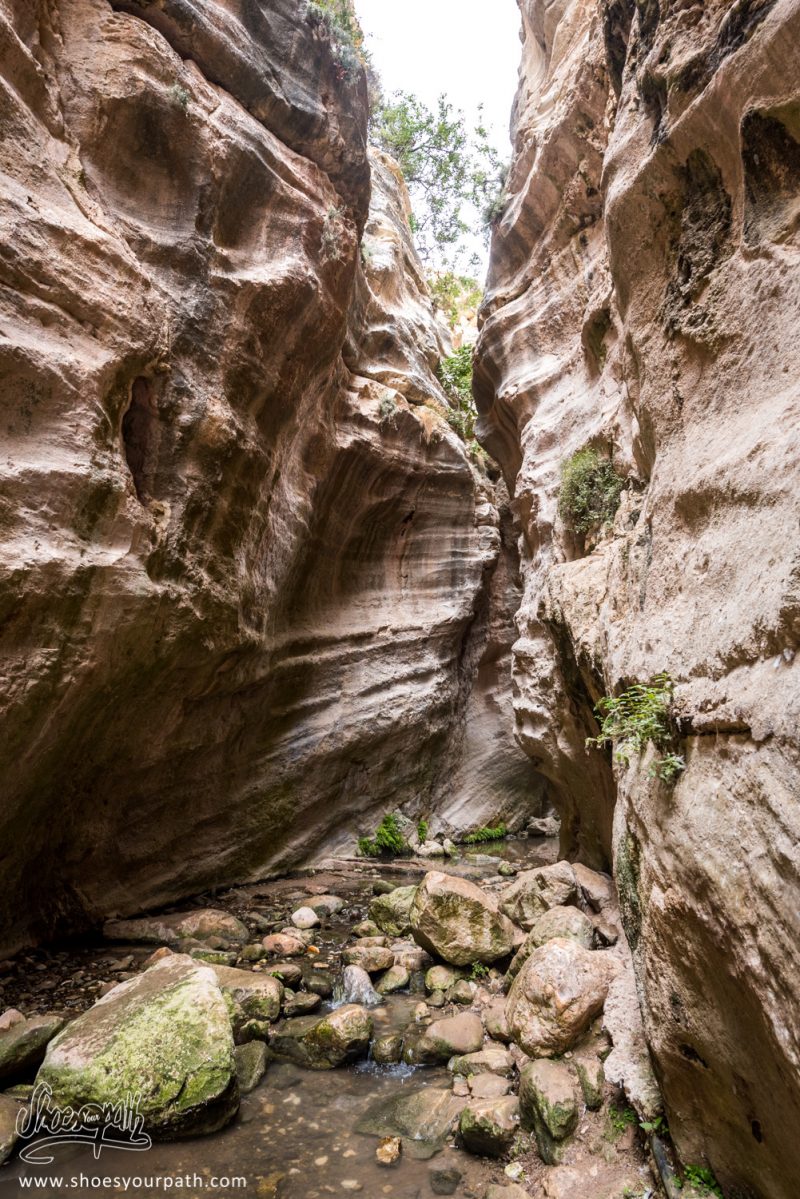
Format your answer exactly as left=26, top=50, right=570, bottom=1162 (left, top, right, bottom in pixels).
left=16, top=1083, right=152, bottom=1164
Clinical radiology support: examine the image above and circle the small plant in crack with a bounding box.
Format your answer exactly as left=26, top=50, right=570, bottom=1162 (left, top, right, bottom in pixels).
left=378, top=391, right=398, bottom=428
left=587, top=673, right=685, bottom=785
left=321, top=204, right=348, bottom=262
left=168, top=83, right=190, bottom=111
left=558, top=446, right=625, bottom=536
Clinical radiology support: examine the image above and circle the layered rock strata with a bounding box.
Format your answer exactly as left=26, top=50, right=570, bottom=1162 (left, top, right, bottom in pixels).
left=0, top=1, right=538, bottom=951
left=475, top=0, right=800, bottom=1194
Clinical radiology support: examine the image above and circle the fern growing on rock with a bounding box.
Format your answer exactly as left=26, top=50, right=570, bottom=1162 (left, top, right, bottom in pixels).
left=587, top=673, right=685, bottom=784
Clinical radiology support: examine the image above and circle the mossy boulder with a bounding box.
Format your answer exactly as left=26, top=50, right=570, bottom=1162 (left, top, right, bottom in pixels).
left=36, top=955, right=238, bottom=1139
left=368, top=886, right=418, bottom=937
left=410, top=872, right=515, bottom=966
left=375, top=965, right=410, bottom=995
left=212, top=965, right=283, bottom=1038
left=269, top=1004, right=372, bottom=1069
left=458, top=1095, right=520, bottom=1156
left=499, top=862, right=578, bottom=931
left=519, top=1059, right=579, bottom=1164
left=0, top=1014, right=66, bottom=1084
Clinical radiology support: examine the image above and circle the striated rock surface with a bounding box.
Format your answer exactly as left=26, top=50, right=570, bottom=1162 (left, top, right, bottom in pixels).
left=0, top=1, right=537, bottom=951
left=475, top=0, right=800, bottom=1193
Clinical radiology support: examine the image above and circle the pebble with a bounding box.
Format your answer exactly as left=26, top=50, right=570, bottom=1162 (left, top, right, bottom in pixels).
left=376, top=1136, right=401, bottom=1166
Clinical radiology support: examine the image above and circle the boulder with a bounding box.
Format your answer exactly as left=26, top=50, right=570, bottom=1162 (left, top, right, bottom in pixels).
left=0, top=1094, right=21, bottom=1164
left=263, top=961, right=303, bottom=987
left=0, top=1014, right=66, bottom=1084
left=499, top=862, right=578, bottom=930
left=104, top=909, right=248, bottom=947
left=526, top=816, right=560, bottom=839
left=282, top=991, right=321, bottom=1017
left=372, top=1033, right=403, bottom=1064
left=357, top=1082, right=464, bottom=1155
left=305, top=969, right=334, bottom=999
left=234, top=1041, right=268, bottom=1094
left=572, top=864, right=614, bottom=912
left=337, top=965, right=381, bottom=1007
left=352, top=920, right=382, bottom=938
left=368, top=886, right=418, bottom=937
left=429, top=1152, right=463, bottom=1194
left=302, top=895, right=346, bottom=917
left=262, top=934, right=306, bottom=957
left=341, top=945, right=394, bottom=974
left=483, top=1001, right=511, bottom=1043
left=212, top=965, right=283, bottom=1035
left=449, top=1046, right=514, bottom=1078
left=425, top=965, right=464, bottom=993
left=574, top=1054, right=604, bottom=1110
left=390, top=942, right=432, bottom=972
left=458, top=1095, right=520, bottom=1156
left=506, top=907, right=595, bottom=985
left=290, top=907, right=321, bottom=930
left=519, top=1059, right=579, bottom=1164
left=406, top=1012, right=484, bottom=1064
left=468, top=1072, right=511, bottom=1099
left=375, top=965, right=410, bottom=995
left=410, top=872, right=515, bottom=966
left=269, top=1005, right=372, bottom=1069
left=36, top=955, right=238, bottom=1137
left=506, top=938, right=619, bottom=1056
left=418, top=840, right=446, bottom=858
left=449, top=980, right=476, bottom=1005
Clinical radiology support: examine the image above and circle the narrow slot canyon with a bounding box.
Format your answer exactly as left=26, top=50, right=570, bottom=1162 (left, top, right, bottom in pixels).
left=0, top=1, right=797, bottom=1198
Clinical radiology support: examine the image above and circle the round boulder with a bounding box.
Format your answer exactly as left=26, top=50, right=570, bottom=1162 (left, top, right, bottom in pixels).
left=410, top=872, right=516, bottom=966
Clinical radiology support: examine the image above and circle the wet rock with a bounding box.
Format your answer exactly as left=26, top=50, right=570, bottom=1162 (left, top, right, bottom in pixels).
left=189, top=947, right=238, bottom=967
left=358, top=1083, right=465, bottom=1155
left=442, top=839, right=457, bottom=857
left=234, top=1041, right=268, bottom=1094
left=104, top=910, right=248, bottom=948
left=262, top=934, right=307, bottom=957
left=342, top=946, right=394, bottom=974
left=425, top=965, right=464, bottom=993
left=469, top=1072, right=512, bottom=1099
left=282, top=991, right=321, bottom=1017
left=372, top=1033, right=403, bottom=1064
left=459, top=1095, right=520, bottom=1156
left=239, top=943, right=267, bottom=963
left=390, top=943, right=432, bottom=973
left=376, top=1135, right=402, bottom=1165
left=305, top=969, right=334, bottom=999
left=428, top=989, right=447, bottom=1009
left=372, top=881, right=396, bottom=896
left=499, top=863, right=578, bottom=931
left=263, top=962, right=303, bottom=988
left=279, top=927, right=314, bottom=946
left=243, top=912, right=272, bottom=934
left=353, top=935, right=388, bottom=948
left=213, top=965, right=283, bottom=1034
left=303, top=895, right=346, bottom=918
left=410, top=872, right=516, bottom=966
left=408, top=1012, right=484, bottom=1064
left=0, top=1013, right=67, bottom=1084
left=369, top=886, right=418, bottom=937
left=352, top=920, right=382, bottom=938
left=37, top=955, right=237, bottom=1137
left=418, top=840, right=446, bottom=858
left=449, top=1045, right=514, bottom=1077
left=506, top=939, right=619, bottom=1056
left=429, top=1152, right=463, bottom=1194
left=142, top=947, right=174, bottom=970
left=290, top=907, right=320, bottom=930
left=375, top=965, right=410, bottom=995
left=574, top=1054, right=604, bottom=1110
left=270, top=1004, right=372, bottom=1070
left=498, top=862, right=517, bottom=877
left=519, top=1059, right=579, bottom=1165
left=0, top=1094, right=21, bottom=1165
left=337, top=965, right=380, bottom=1007
left=483, top=1001, right=511, bottom=1043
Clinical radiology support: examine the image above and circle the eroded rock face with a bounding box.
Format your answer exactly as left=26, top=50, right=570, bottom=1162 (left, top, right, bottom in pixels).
left=476, top=0, right=800, bottom=1193
left=0, top=1, right=537, bottom=951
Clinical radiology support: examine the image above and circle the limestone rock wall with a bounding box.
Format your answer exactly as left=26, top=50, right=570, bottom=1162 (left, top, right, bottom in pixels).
left=0, top=1, right=538, bottom=951
left=475, top=0, right=800, bottom=1194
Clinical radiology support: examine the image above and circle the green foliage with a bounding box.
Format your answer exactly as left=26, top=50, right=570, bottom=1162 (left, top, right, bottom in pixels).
left=358, top=813, right=410, bottom=858
left=169, top=84, right=190, bottom=111
left=469, top=961, right=489, bottom=980
left=378, top=391, right=398, bottom=427
left=639, top=1114, right=667, bottom=1135
left=462, top=824, right=508, bottom=844
left=437, top=345, right=484, bottom=460
left=587, top=673, right=685, bottom=785
left=606, top=1104, right=638, bottom=1138
left=429, top=273, right=483, bottom=331
left=370, top=92, right=506, bottom=270
left=417, top=819, right=429, bottom=843
left=682, top=1165, right=723, bottom=1197
left=558, top=447, right=625, bottom=536
left=307, top=0, right=366, bottom=81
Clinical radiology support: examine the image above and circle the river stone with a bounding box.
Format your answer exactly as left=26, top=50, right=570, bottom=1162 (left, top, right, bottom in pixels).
left=418, top=840, right=446, bottom=858
left=458, top=1095, right=520, bottom=1156
left=499, top=862, right=578, bottom=930
left=506, top=907, right=596, bottom=986
left=104, top=909, right=248, bottom=948
left=410, top=872, right=515, bottom=966
left=372, top=880, right=396, bottom=896
left=240, top=943, right=267, bottom=962
left=572, top=864, right=615, bottom=912
left=353, top=920, right=382, bottom=938
left=357, top=1082, right=465, bottom=1156
left=428, top=989, right=446, bottom=1008
left=338, top=964, right=381, bottom=1006
left=486, top=1186, right=530, bottom=1199
left=449, top=1045, right=514, bottom=1077
left=212, top=965, right=283, bottom=1035
left=0, top=1014, right=67, bottom=1084
left=449, top=979, right=476, bottom=1005
left=429, top=1151, right=463, bottom=1194
left=375, top=965, right=410, bottom=995
left=506, top=938, right=619, bottom=1056
left=342, top=945, right=394, bottom=974
left=262, top=933, right=306, bottom=957
left=234, top=1041, right=268, bottom=1094
left=407, top=1012, right=484, bottom=1064
left=519, top=1059, right=579, bottom=1164
left=279, top=926, right=314, bottom=945
left=0, top=1011, right=24, bottom=1033
left=353, top=935, right=388, bottom=947
left=390, top=942, right=431, bottom=972
left=305, top=969, right=334, bottom=999
left=270, top=1004, right=373, bottom=1069
left=291, top=907, right=320, bottom=930
left=469, top=1072, right=512, bottom=1099
left=372, top=1033, right=403, bottom=1064
left=425, top=965, right=463, bottom=993
left=0, top=1095, right=21, bottom=1164
left=263, top=961, right=303, bottom=987
left=189, top=947, right=237, bottom=967
left=376, top=1134, right=402, bottom=1165
left=303, top=895, right=346, bottom=917
left=282, top=990, right=321, bottom=1017
left=368, top=886, right=418, bottom=937
left=483, top=1001, right=511, bottom=1043
left=36, top=954, right=238, bottom=1137
left=574, top=1053, right=605, bottom=1110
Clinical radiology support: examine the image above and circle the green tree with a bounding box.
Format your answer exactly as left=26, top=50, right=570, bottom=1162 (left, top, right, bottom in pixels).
left=370, top=91, right=506, bottom=270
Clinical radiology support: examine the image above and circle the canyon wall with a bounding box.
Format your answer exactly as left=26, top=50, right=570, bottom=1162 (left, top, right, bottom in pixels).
left=475, top=0, right=800, bottom=1195
left=0, top=0, right=539, bottom=953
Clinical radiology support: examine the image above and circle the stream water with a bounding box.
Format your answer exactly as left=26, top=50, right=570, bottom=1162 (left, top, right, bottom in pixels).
left=1, top=839, right=558, bottom=1199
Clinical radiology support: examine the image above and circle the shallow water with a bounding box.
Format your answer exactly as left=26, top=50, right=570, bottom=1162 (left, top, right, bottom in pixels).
left=3, top=838, right=558, bottom=1199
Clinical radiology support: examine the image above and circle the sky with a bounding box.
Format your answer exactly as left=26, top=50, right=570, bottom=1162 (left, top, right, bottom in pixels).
left=354, top=0, right=522, bottom=273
